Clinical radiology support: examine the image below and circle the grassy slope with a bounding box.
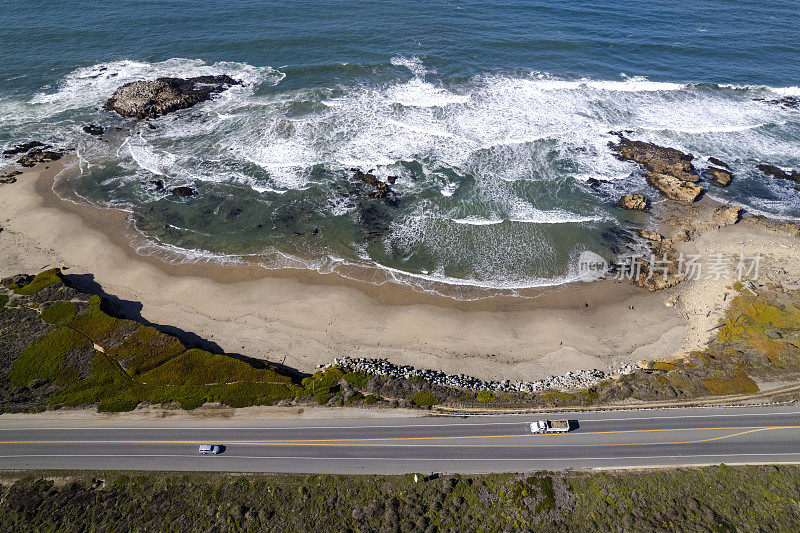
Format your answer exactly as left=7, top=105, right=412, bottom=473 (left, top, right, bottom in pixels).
left=1, top=465, right=799, bottom=531
left=1, top=270, right=297, bottom=412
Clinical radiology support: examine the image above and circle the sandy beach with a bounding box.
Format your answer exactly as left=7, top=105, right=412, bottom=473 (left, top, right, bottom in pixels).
left=1, top=157, right=798, bottom=382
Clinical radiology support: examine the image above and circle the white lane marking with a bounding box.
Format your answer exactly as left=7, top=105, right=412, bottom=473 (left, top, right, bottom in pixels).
left=3, top=452, right=800, bottom=461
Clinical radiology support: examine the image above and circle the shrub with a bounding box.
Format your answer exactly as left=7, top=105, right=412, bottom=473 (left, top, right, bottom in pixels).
left=343, top=371, right=371, bottom=387
left=411, top=391, right=437, bottom=407
left=41, top=301, right=78, bottom=325
left=476, top=391, right=496, bottom=403
left=364, top=394, right=381, bottom=404
left=12, top=268, right=62, bottom=295
left=0, top=294, right=8, bottom=308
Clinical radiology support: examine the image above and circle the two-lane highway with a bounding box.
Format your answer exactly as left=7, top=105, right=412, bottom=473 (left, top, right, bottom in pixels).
left=1, top=406, right=800, bottom=473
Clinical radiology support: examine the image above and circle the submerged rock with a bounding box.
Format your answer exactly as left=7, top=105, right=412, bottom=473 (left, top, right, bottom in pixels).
left=616, top=194, right=648, bottom=211
left=170, top=186, right=195, bottom=198
left=3, top=141, right=46, bottom=156
left=350, top=168, right=396, bottom=199
left=148, top=179, right=165, bottom=191
left=756, top=164, right=800, bottom=184
left=705, top=167, right=733, bottom=187
left=104, top=75, right=241, bottom=119
left=708, top=157, right=729, bottom=169
left=83, top=124, right=105, bottom=135
left=645, top=172, right=703, bottom=203
left=755, top=95, right=799, bottom=110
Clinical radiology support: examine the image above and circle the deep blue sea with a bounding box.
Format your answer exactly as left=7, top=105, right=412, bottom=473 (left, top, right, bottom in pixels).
left=2, top=1, right=799, bottom=296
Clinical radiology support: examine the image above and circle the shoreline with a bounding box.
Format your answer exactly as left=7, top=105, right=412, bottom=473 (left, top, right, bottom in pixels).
left=1, top=156, right=798, bottom=383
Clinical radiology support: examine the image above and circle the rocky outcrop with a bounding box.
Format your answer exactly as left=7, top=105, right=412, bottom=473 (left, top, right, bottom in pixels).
left=17, top=148, right=63, bottom=168
left=0, top=170, right=21, bottom=184
left=609, top=136, right=705, bottom=203
left=756, top=164, right=800, bottom=184
left=610, top=136, right=699, bottom=182
left=712, top=206, right=742, bottom=226
left=82, top=124, right=104, bottom=135
left=616, top=194, right=648, bottom=211
left=3, top=141, right=46, bottom=156
left=170, top=186, right=195, bottom=198
left=104, top=75, right=241, bottom=119
left=705, top=167, right=733, bottom=187
left=638, top=229, right=662, bottom=241
left=320, top=356, right=635, bottom=393
left=645, top=172, right=703, bottom=203
left=350, top=168, right=398, bottom=199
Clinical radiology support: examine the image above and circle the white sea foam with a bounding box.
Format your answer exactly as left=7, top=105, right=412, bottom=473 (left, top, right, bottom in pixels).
left=5, top=56, right=800, bottom=297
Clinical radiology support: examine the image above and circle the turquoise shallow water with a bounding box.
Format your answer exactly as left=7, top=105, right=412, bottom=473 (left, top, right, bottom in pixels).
left=1, top=1, right=799, bottom=295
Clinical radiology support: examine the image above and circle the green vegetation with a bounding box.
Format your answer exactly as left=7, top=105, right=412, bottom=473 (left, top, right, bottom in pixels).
left=302, top=367, right=343, bottom=405
left=476, top=390, right=496, bottom=402
left=343, top=371, right=371, bottom=387
left=2, top=465, right=800, bottom=531
left=364, top=394, right=381, bottom=404
left=10, top=268, right=61, bottom=295
left=8, top=327, right=90, bottom=387
left=0, top=294, right=8, bottom=308
left=411, top=390, right=437, bottom=406
left=0, top=268, right=298, bottom=413
left=41, top=301, right=77, bottom=325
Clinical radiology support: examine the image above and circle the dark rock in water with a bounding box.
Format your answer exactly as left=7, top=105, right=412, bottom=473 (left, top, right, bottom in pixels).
left=350, top=167, right=396, bottom=199
left=3, top=141, right=46, bottom=156
left=83, top=124, right=105, bottom=135
left=755, top=96, right=799, bottom=109
left=609, top=135, right=704, bottom=202
left=708, top=156, right=729, bottom=169
left=705, top=167, right=733, bottom=187
left=756, top=164, right=800, bottom=184
left=587, top=177, right=610, bottom=188
left=17, top=148, right=63, bottom=168
left=170, top=186, right=195, bottom=198
left=609, top=135, right=699, bottom=183
left=104, top=75, right=242, bottom=119
left=147, top=179, right=165, bottom=191
left=616, top=194, right=648, bottom=211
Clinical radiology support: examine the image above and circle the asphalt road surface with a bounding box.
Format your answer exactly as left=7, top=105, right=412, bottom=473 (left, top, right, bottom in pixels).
left=1, top=406, right=800, bottom=473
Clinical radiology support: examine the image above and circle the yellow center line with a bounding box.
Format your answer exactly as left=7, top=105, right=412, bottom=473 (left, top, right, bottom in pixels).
left=0, top=426, right=793, bottom=448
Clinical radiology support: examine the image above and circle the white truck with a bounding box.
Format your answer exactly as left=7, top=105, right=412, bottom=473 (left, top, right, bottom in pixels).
left=530, top=419, right=571, bottom=434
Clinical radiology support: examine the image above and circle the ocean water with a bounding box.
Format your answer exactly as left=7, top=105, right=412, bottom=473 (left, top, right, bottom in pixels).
left=1, top=1, right=799, bottom=296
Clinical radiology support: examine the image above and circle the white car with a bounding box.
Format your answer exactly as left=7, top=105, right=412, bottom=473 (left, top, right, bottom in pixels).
left=199, top=444, right=221, bottom=455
